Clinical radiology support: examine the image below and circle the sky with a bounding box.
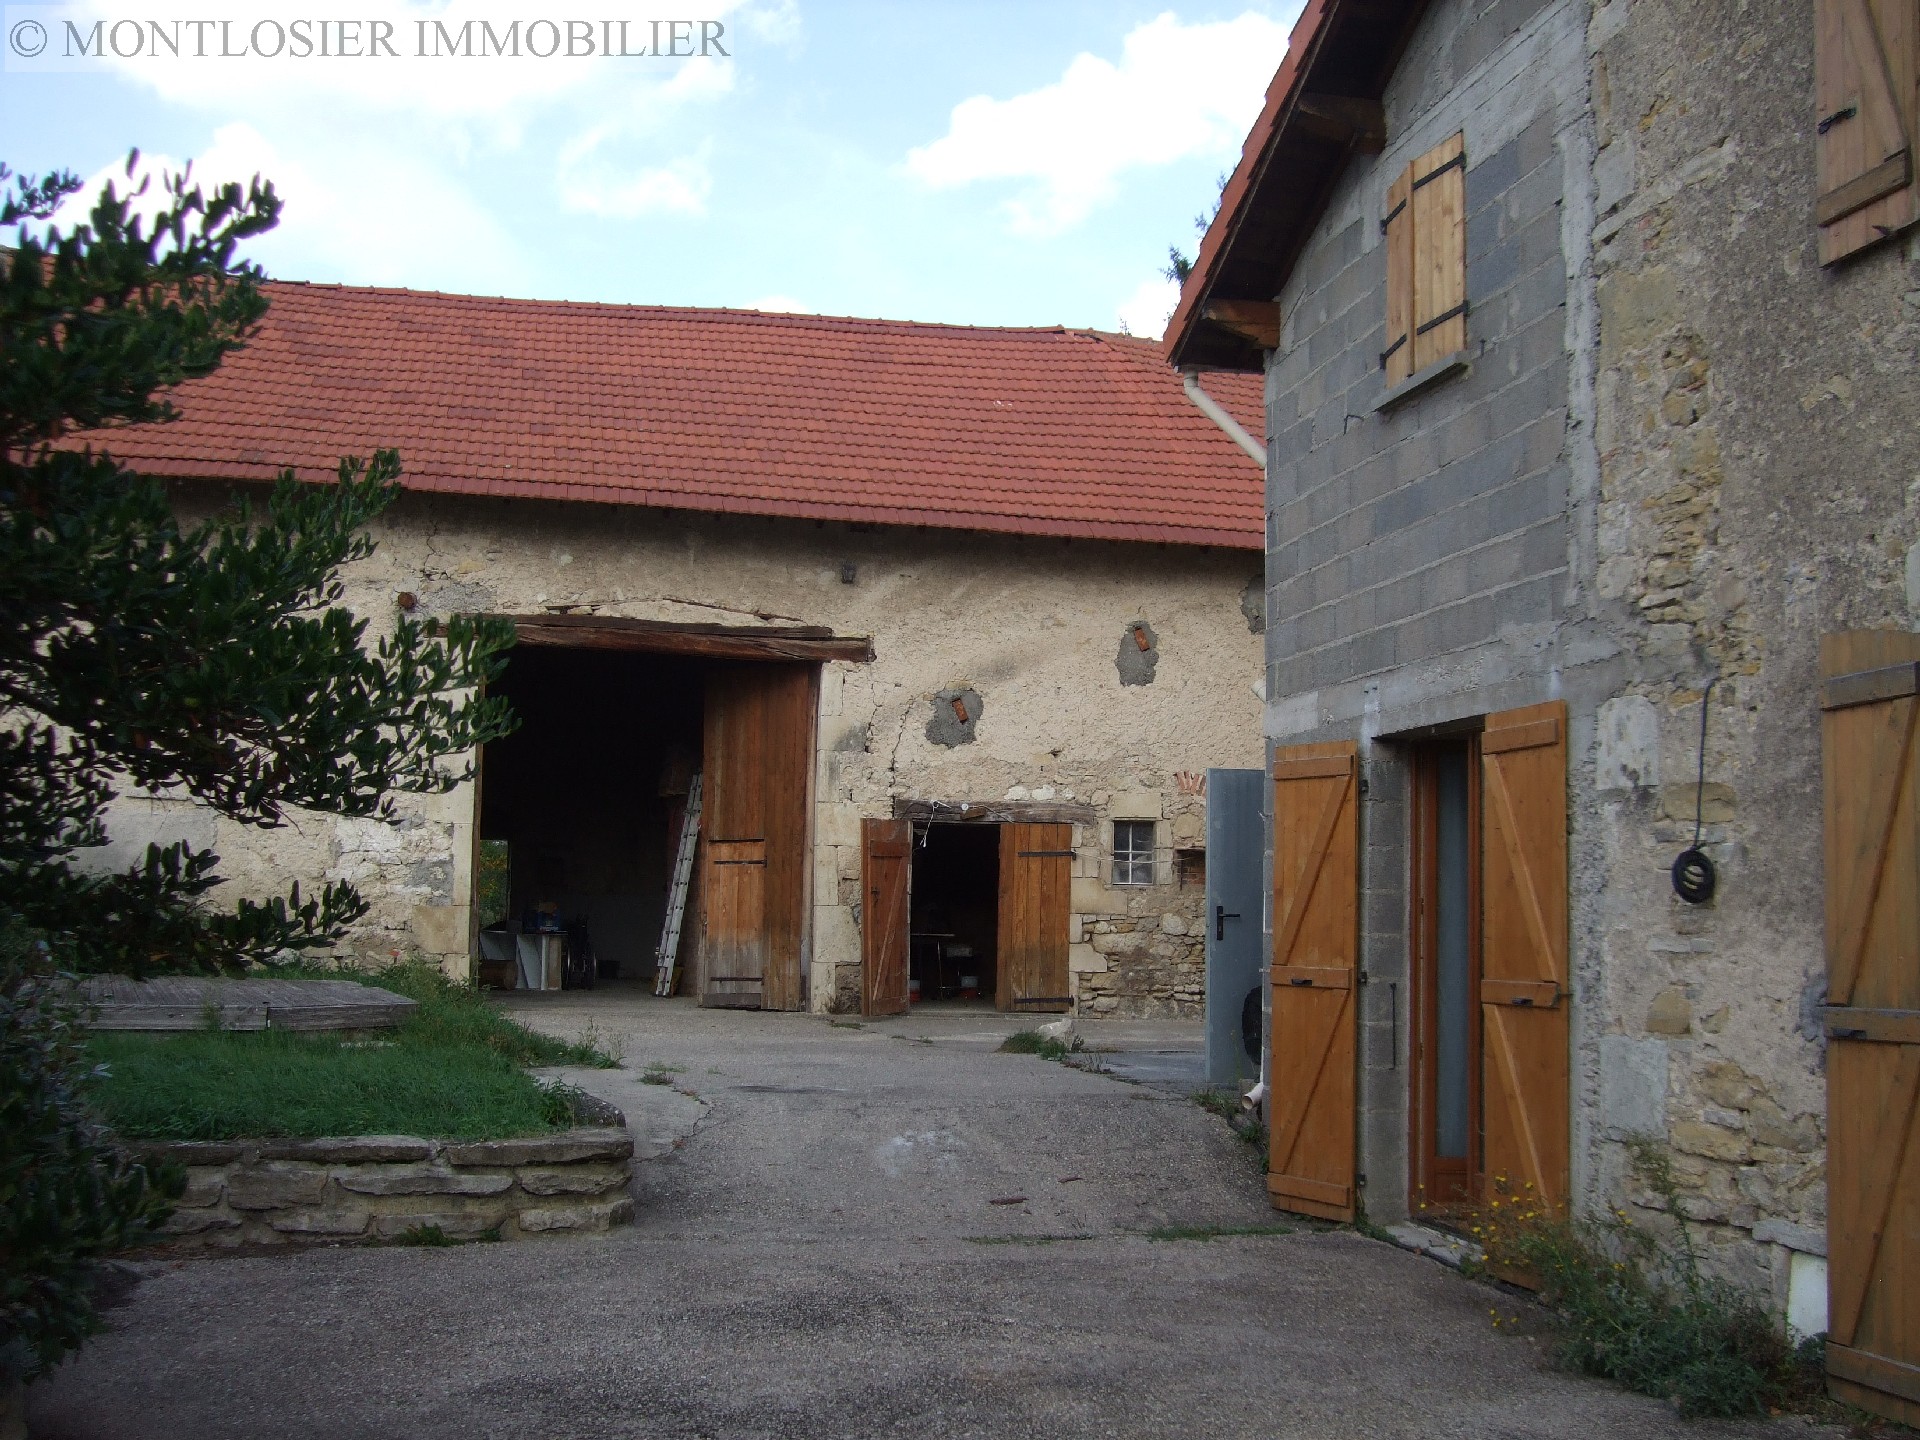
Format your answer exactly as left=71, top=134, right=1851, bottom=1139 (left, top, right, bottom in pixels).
left=1, top=1, right=1301, bottom=338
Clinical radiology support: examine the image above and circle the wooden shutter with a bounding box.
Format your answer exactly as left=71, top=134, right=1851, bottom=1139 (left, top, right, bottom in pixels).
left=1382, top=134, right=1467, bottom=384
left=1410, top=134, right=1468, bottom=370
left=1815, top=0, right=1918, bottom=264
left=1479, top=701, right=1569, bottom=1212
left=1382, top=165, right=1415, bottom=385
left=1268, top=741, right=1359, bottom=1222
left=862, top=818, right=911, bottom=1017
left=996, top=823, right=1072, bottom=1013
left=1821, top=631, right=1920, bottom=1428
left=701, top=663, right=816, bottom=1010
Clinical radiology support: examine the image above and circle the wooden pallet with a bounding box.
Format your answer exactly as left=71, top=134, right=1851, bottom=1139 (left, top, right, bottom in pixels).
left=79, top=976, right=417, bottom=1031
left=654, top=772, right=703, bottom=997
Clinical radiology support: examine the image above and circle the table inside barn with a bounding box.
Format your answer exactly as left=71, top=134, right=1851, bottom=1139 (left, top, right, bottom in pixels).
left=78, top=976, right=417, bottom=1031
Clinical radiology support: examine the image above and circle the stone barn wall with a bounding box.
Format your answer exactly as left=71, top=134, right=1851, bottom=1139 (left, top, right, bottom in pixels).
left=100, top=489, right=1265, bottom=1018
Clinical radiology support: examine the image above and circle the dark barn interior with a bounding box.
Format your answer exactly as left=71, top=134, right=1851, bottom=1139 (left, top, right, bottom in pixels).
left=478, top=647, right=703, bottom=983
left=908, top=822, right=999, bottom=1004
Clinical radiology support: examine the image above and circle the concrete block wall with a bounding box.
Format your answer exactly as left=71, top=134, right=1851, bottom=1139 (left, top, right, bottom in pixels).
left=1264, top=0, right=1578, bottom=709
left=1262, top=0, right=1597, bottom=1226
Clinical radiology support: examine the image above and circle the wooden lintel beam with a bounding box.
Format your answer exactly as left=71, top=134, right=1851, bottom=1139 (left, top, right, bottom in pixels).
left=512, top=618, right=873, bottom=663
left=1295, top=94, right=1387, bottom=153
left=1202, top=299, right=1282, bottom=350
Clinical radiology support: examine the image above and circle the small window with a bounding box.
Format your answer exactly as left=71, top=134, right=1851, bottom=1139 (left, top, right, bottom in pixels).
left=1112, top=820, right=1156, bottom=886
left=1176, top=847, right=1207, bottom=889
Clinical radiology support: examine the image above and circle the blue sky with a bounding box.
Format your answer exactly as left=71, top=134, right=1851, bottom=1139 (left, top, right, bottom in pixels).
left=2, top=2, right=1301, bottom=336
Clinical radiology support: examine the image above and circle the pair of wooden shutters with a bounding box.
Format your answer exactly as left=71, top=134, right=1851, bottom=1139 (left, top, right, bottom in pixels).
left=1815, top=0, right=1918, bottom=263
left=1267, top=702, right=1567, bottom=1221
left=860, top=821, right=1071, bottom=1016
left=1382, top=133, right=1467, bottom=386
left=698, top=664, right=814, bottom=1010
left=1821, top=632, right=1920, bottom=1427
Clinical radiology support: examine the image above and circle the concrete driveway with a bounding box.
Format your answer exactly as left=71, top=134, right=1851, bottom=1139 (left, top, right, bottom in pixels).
left=31, top=993, right=1815, bottom=1439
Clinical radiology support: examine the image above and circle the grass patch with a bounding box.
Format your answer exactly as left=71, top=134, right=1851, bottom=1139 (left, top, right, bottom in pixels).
left=392, top=1222, right=501, bottom=1247
left=312, top=958, right=618, bottom=1069
left=998, top=1029, right=1073, bottom=1061
left=1194, top=1088, right=1266, bottom=1148
left=1144, top=1222, right=1294, bottom=1242
left=83, top=958, right=616, bottom=1142
left=1473, top=1140, right=1821, bottom=1419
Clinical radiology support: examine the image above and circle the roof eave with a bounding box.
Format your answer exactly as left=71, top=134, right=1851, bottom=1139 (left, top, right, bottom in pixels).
left=1163, top=0, right=1434, bottom=374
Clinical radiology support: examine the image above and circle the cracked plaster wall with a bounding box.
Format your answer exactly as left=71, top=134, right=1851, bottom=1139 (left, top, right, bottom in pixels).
left=110, top=487, right=1263, bottom=1017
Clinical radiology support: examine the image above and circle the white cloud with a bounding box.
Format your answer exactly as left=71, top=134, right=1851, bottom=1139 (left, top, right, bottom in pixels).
left=734, top=0, right=801, bottom=46
left=49, top=124, right=529, bottom=295
left=905, top=8, right=1299, bottom=235
left=41, top=1, right=749, bottom=122
left=553, top=61, right=733, bottom=218
left=1115, top=273, right=1180, bottom=340
left=559, top=146, right=713, bottom=219
left=29, top=0, right=751, bottom=293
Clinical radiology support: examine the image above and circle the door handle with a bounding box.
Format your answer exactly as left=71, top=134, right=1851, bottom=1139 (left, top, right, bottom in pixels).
left=1215, top=905, right=1241, bottom=942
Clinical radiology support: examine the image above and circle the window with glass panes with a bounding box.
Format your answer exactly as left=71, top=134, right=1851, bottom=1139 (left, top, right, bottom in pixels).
left=1111, top=820, right=1155, bottom=886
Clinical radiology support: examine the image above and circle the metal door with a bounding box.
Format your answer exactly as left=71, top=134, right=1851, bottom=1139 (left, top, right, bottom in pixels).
left=1206, top=767, right=1265, bottom=1087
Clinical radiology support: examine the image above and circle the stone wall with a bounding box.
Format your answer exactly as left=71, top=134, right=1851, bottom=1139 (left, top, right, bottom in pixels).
left=1582, top=0, right=1920, bottom=1309
left=102, top=490, right=1265, bottom=1016
left=144, top=1130, right=634, bottom=1247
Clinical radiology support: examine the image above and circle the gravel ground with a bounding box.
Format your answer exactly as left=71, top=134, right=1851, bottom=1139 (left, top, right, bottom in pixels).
left=28, top=992, right=1829, bottom=1439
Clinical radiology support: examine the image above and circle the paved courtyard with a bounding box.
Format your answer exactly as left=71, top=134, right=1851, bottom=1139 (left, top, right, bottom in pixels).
left=31, top=993, right=1819, bottom=1438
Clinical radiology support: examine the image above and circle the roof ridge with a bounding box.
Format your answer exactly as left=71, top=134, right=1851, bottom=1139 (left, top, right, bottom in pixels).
left=262, top=280, right=1092, bottom=338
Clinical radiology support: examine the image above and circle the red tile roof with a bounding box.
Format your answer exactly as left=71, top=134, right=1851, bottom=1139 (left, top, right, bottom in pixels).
left=98, top=283, right=1266, bottom=550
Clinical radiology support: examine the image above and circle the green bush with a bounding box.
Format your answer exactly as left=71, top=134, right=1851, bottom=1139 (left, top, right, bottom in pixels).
left=1481, top=1142, right=1812, bottom=1418
left=1, top=921, right=178, bottom=1385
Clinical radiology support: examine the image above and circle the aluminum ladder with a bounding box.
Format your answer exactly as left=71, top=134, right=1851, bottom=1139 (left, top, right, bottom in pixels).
left=653, top=773, right=702, bottom=997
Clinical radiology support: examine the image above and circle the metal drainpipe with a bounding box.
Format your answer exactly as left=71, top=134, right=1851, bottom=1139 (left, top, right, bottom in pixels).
left=1181, top=369, right=1266, bottom=466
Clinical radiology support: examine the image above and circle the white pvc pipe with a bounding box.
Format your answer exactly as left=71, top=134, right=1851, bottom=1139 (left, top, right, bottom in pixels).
left=1182, top=371, right=1267, bottom=466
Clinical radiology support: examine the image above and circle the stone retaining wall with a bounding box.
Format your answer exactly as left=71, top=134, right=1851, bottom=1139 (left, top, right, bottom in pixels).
left=139, top=1129, right=634, bottom=1247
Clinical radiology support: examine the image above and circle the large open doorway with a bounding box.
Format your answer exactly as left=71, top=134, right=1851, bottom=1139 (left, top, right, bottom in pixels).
left=475, top=619, right=826, bottom=1010
left=479, top=646, right=701, bottom=989
left=860, top=817, right=1071, bottom=1016
left=909, top=822, right=1000, bottom=1006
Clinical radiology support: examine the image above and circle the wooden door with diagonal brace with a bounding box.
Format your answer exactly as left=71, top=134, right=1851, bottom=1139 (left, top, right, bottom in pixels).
left=1268, top=742, right=1359, bottom=1222
left=1822, top=631, right=1920, bottom=1427
left=1479, top=701, right=1569, bottom=1213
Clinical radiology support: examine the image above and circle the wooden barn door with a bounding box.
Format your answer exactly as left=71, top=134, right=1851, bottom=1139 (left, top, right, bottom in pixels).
left=997, top=823, right=1072, bottom=1013
left=1478, top=701, right=1569, bottom=1212
left=700, top=663, right=815, bottom=1010
left=1268, top=742, right=1359, bottom=1222
left=862, top=818, right=912, bottom=1016
left=1822, top=632, right=1920, bottom=1428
